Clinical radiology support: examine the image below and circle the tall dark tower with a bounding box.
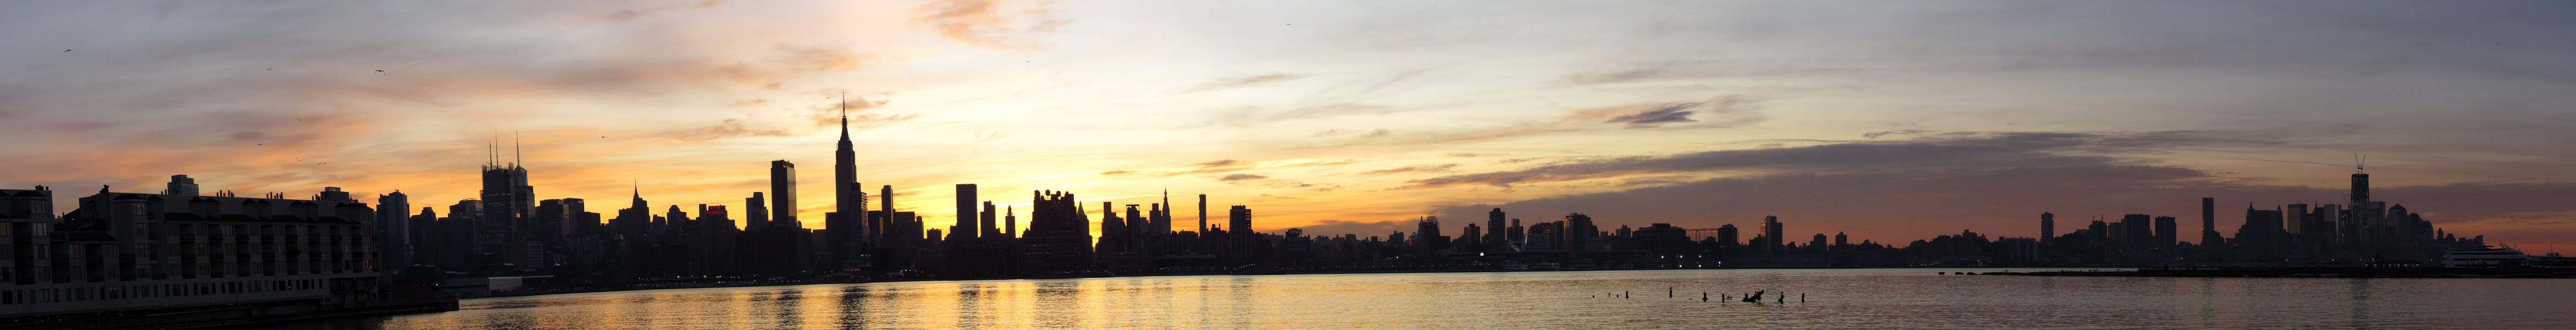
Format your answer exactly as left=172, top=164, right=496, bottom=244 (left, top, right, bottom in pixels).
left=954, top=184, right=978, bottom=240
left=2351, top=156, right=2375, bottom=233
left=879, top=185, right=894, bottom=245
left=981, top=201, right=1000, bottom=239
left=2153, top=216, right=2178, bottom=249
left=833, top=96, right=868, bottom=247
left=1196, top=194, right=1207, bottom=233
left=1759, top=216, right=1782, bottom=254
left=378, top=190, right=412, bottom=267
left=2200, top=197, right=2220, bottom=248
left=745, top=192, right=768, bottom=230
left=626, top=185, right=649, bottom=230
left=1484, top=208, right=1508, bottom=248
left=478, top=136, right=536, bottom=270
left=2039, top=212, right=2054, bottom=244
left=2350, top=156, right=2369, bottom=210
left=770, top=160, right=799, bottom=229
left=1155, top=189, right=1172, bottom=235
left=1228, top=205, right=1254, bottom=263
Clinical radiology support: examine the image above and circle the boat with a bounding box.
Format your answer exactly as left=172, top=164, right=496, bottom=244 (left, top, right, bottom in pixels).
left=2444, top=246, right=2528, bottom=268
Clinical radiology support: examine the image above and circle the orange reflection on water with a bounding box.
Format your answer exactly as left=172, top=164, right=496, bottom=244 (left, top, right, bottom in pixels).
left=318, top=269, right=2576, bottom=329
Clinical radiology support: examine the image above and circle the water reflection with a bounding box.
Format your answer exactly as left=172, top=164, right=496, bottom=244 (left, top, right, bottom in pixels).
left=270, top=269, right=2576, bottom=329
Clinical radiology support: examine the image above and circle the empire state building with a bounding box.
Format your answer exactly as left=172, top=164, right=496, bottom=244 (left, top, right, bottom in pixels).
left=828, top=96, right=869, bottom=271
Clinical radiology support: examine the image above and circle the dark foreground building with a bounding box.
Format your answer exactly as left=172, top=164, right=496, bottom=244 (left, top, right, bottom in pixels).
left=1, top=185, right=452, bottom=324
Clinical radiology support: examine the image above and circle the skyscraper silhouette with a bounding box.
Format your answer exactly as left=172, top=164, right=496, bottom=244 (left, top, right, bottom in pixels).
left=1759, top=216, right=1783, bottom=255
left=879, top=185, right=896, bottom=246
left=983, top=201, right=1001, bottom=240
left=769, top=160, right=799, bottom=229
left=2201, top=197, right=2219, bottom=248
left=745, top=191, right=768, bottom=230
left=2153, top=216, right=2177, bottom=249
left=164, top=174, right=198, bottom=196
left=1099, top=201, right=1127, bottom=254
left=479, top=138, right=536, bottom=270
left=1228, top=205, right=1253, bottom=263
left=378, top=190, right=412, bottom=267
left=2039, top=212, right=2054, bottom=244
left=954, top=184, right=979, bottom=240
left=2120, top=214, right=2151, bottom=250
left=1485, top=208, right=1507, bottom=249
left=829, top=97, right=867, bottom=270
left=1153, top=189, right=1172, bottom=235
left=1714, top=224, right=1737, bottom=253
left=1416, top=216, right=1443, bottom=256
left=1022, top=190, right=1091, bottom=274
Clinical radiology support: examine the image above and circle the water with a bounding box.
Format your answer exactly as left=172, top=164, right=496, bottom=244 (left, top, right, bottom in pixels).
left=279, top=269, right=2576, bottom=329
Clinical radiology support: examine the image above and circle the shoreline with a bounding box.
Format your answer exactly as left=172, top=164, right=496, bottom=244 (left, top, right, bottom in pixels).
left=1979, top=267, right=2576, bottom=279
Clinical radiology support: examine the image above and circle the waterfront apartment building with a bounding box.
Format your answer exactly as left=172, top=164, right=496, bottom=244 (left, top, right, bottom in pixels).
left=1, top=185, right=382, bottom=317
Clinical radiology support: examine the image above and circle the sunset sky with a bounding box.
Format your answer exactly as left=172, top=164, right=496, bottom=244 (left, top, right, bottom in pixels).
left=4, top=1, right=2573, bottom=248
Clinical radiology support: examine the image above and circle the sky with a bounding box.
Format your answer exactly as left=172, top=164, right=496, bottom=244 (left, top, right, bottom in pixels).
left=3, top=1, right=2574, bottom=249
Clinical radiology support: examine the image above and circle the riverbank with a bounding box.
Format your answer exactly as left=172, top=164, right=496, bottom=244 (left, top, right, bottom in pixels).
left=0, top=297, right=457, bottom=330
left=1979, top=267, right=2576, bottom=278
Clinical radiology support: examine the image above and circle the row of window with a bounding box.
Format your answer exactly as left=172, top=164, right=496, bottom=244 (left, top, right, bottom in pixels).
left=0, top=278, right=326, bottom=305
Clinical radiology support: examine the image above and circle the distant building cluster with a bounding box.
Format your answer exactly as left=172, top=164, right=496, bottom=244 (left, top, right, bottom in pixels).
left=2020, top=167, right=2489, bottom=267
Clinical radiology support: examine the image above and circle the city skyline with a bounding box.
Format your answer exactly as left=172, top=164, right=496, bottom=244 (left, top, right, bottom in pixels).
left=4, top=1, right=2575, bottom=249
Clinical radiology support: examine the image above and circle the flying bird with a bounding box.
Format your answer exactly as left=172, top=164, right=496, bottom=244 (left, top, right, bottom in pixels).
left=64, top=50, right=72, bottom=52
left=373, top=70, right=385, bottom=74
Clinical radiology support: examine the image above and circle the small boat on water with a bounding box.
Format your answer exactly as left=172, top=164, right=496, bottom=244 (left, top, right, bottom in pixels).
left=2445, top=246, right=2528, bottom=268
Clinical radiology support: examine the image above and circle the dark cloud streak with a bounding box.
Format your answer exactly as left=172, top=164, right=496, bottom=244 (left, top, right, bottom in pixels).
left=1408, top=131, right=2232, bottom=188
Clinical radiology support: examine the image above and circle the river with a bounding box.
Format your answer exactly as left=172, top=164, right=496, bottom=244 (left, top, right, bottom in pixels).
left=272, top=268, right=2576, bottom=329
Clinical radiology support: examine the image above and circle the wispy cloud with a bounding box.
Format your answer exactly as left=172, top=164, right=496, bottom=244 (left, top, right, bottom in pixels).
left=915, top=0, right=1066, bottom=50
left=672, top=119, right=791, bottom=141
left=1183, top=74, right=1308, bottom=93
left=1567, top=96, right=1764, bottom=129
left=1360, top=163, right=1458, bottom=175
left=1218, top=173, right=1270, bottom=182
left=606, top=0, right=725, bottom=21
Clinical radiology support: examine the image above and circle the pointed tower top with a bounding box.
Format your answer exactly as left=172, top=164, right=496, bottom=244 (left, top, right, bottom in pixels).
left=838, top=92, right=852, bottom=139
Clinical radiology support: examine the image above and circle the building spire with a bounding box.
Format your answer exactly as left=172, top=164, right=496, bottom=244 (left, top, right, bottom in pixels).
left=839, top=91, right=851, bottom=140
